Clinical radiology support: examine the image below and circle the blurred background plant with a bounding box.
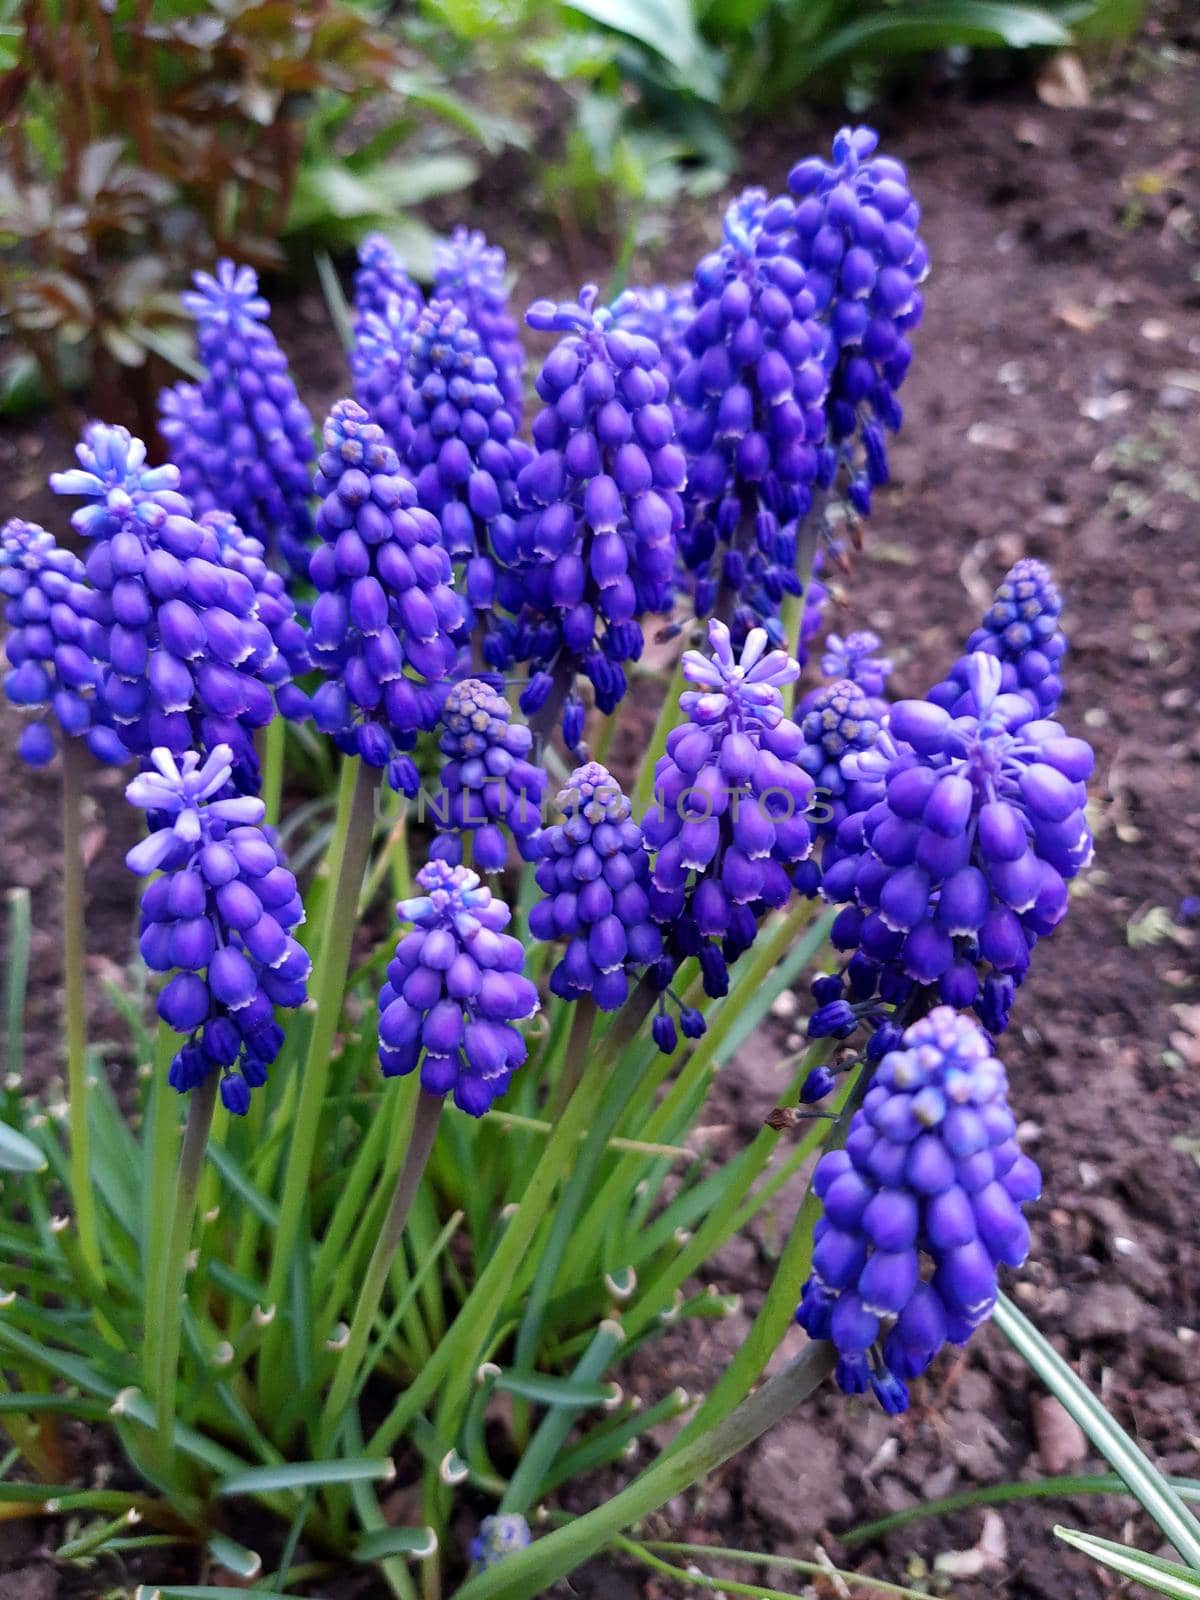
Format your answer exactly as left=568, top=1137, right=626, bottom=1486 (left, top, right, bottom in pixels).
left=0, top=0, right=1145, bottom=424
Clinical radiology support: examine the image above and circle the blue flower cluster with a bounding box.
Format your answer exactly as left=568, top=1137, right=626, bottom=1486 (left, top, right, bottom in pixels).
left=162, top=261, right=316, bottom=579
left=307, top=399, right=467, bottom=793
left=50, top=424, right=292, bottom=790
left=929, top=559, right=1066, bottom=718
left=434, top=227, right=526, bottom=421
left=353, top=233, right=423, bottom=328
left=797, top=678, right=884, bottom=837
left=394, top=299, right=530, bottom=649
left=469, top=1515, right=531, bottom=1570
left=797, top=1007, right=1041, bottom=1411
left=1, top=518, right=124, bottom=767
left=782, top=125, right=928, bottom=516
left=430, top=678, right=546, bottom=870
left=351, top=291, right=422, bottom=452
left=821, top=653, right=1093, bottom=1032
left=513, top=285, right=685, bottom=740
left=610, top=283, right=694, bottom=398
left=125, top=746, right=310, bottom=1112
left=645, top=621, right=814, bottom=998
left=530, top=761, right=662, bottom=1013
left=378, top=861, right=539, bottom=1115
left=676, top=190, right=830, bottom=645
left=820, top=628, right=893, bottom=701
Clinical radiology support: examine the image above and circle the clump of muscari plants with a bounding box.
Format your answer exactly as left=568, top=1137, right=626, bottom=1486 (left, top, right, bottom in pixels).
left=0, top=127, right=1106, bottom=1600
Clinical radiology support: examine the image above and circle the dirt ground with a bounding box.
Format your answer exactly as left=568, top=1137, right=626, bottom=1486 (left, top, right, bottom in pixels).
left=1, top=4, right=1198, bottom=1597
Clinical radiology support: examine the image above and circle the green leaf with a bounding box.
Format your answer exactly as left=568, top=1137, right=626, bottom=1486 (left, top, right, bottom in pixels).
left=1055, top=1527, right=1200, bottom=1598
left=353, top=1525, right=439, bottom=1562
left=0, top=1117, right=46, bottom=1173
left=136, top=1589, right=328, bottom=1599
left=205, top=1530, right=262, bottom=1579
left=995, top=1296, right=1200, bottom=1569
left=492, top=1370, right=618, bottom=1409
left=0, top=353, right=47, bottom=420
left=286, top=156, right=478, bottom=236
left=216, top=1457, right=394, bottom=1497
left=563, top=0, right=725, bottom=99
left=772, top=2, right=1070, bottom=94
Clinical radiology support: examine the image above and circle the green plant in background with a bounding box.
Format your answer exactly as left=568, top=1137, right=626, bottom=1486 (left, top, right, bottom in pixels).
left=0, top=0, right=505, bottom=418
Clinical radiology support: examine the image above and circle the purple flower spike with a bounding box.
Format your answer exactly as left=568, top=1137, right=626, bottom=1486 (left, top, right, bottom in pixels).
left=353, top=233, right=424, bottom=330
left=797, top=1006, right=1039, bottom=1408
left=374, top=297, right=531, bottom=665
left=819, top=624, right=1093, bottom=1031
left=306, top=399, right=468, bottom=793
left=609, top=283, right=695, bottom=401
left=162, top=260, right=316, bottom=580
left=1, top=518, right=125, bottom=768
left=530, top=761, right=663, bottom=1020
left=782, top=125, right=928, bottom=516
left=434, top=227, right=526, bottom=422
left=378, top=860, right=539, bottom=1115
left=676, top=191, right=831, bottom=647
left=929, top=559, right=1067, bottom=718
left=429, top=678, right=547, bottom=870
left=820, top=630, right=893, bottom=701
left=797, top=678, right=885, bottom=839
left=644, top=620, right=814, bottom=998
left=511, top=283, right=686, bottom=737
left=125, top=745, right=309, bottom=1110
left=50, top=423, right=297, bottom=788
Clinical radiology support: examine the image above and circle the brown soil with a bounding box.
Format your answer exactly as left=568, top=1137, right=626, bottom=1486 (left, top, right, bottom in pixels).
left=2, top=5, right=1199, bottom=1597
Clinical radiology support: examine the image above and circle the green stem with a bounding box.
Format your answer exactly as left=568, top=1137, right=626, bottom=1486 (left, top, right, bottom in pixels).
left=546, top=994, right=595, bottom=1124
left=670, top=1065, right=860, bottom=1454
left=453, top=1342, right=837, bottom=1600
left=368, top=985, right=657, bottom=1459
left=262, top=715, right=286, bottom=830
left=318, top=1091, right=443, bottom=1454
left=61, top=740, right=103, bottom=1285
left=261, top=759, right=378, bottom=1378
left=143, top=1023, right=182, bottom=1397
left=155, top=1072, right=219, bottom=1461
left=620, top=1537, right=933, bottom=1600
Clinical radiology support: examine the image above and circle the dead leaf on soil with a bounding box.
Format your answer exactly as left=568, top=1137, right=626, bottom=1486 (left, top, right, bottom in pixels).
left=934, top=1509, right=1008, bottom=1578
left=1037, top=52, right=1090, bottom=109
left=1056, top=302, right=1099, bottom=333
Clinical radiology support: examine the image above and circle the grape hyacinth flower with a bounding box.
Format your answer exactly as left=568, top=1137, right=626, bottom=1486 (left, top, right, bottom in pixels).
left=50, top=424, right=289, bottom=789
left=821, top=628, right=893, bottom=701
left=351, top=291, right=422, bottom=453
left=125, top=746, right=310, bottom=1112
left=430, top=678, right=546, bottom=870
left=610, top=283, right=695, bottom=397
left=820, top=651, right=1093, bottom=1031
left=783, top=125, right=928, bottom=516
left=393, top=299, right=530, bottom=652
left=353, top=233, right=424, bottom=329
left=530, top=761, right=663, bottom=1016
left=676, top=189, right=831, bottom=645
left=201, top=511, right=311, bottom=723
left=306, top=399, right=467, bottom=794
left=434, top=227, right=526, bottom=421
left=929, top=558, right=1066, bottom=718
left=378, top=861, right=539, bottom=1115
left=797, top=678, right=884, bottom=838
left=1, top=518, right=125, bottom=767
left=469, top=1515, right=531, bottom=1569
left=796, top=1007, right=1041, bottom=1410
left=644, top=620, right=814, bottom=999
left=514, top=284, right=686, bottom=741
left=163, top=261, right=316, bottom=579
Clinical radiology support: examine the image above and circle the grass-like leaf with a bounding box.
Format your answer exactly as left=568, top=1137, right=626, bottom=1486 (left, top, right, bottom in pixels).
left=216, top=1458, right=394, bottom=1497
left=1055, top=1526, right=1200, bottom=1597
left=995, top=1295, right=1200, bottom=1569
